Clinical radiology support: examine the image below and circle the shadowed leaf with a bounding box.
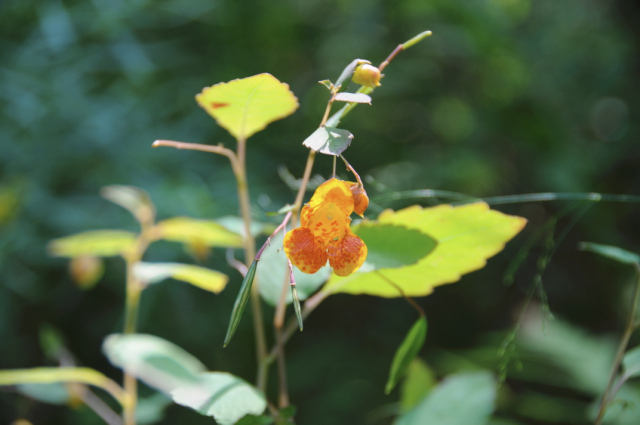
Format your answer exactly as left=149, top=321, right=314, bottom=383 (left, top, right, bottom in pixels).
left=302, top=126, right=353, bottom=156
left=578, top=242, right=640, bottom=265
left=385, top=317, right=427, bottom=394
left=224, top=260, right=258, bottom=347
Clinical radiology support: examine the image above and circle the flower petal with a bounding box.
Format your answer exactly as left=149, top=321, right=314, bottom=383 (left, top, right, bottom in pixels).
left=307, top=202, right=349, bottom=244
left=327, top=230, right=368, bottom=276
left=308, top=178, right=354, bottom=217
left=284, top=227, right=328, bottom=274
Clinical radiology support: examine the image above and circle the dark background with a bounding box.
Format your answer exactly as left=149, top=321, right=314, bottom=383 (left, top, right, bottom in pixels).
left=1, top=0, right=639, bottom=424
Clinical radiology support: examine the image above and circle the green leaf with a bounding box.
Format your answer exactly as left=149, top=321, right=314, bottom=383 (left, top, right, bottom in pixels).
left=236, top=415, right=274, bottom=425
left=0, top=367, right=126, bottom=406
left=134, top=262, right=228, bottom=294
left=171, top=372, right=267, bottom=425
left=400, top=358, right=436, bottom=412
left=395, top=371, right=496, bottom=425
left=103, top=333, right=206, bottom=394
left=100, top=185, right=155, bottom=224
left=302, top=126, right=353, bottom=156
left=17, top=383, right=70, bottom=405
left=224, top=260, right=258, bottom=347
left=196, top=73, right=298, bottom=140
left=47, top=230, right=137, bottom=258
left=256, top=232, right=330, bottom=307
left=215, top=215, right=274, bottom=238
left=335, top=59, right=370, bottom=88
left=155, top=217, right=243, bottom=248
left=324, top=202, right=527, bottom=297
left=354, top=223, right=437, bottom=270
left=385, top=317, right=427, bottom=394
left=334, top=92, right=372, bottom=104
left=578, top=242, right=640, bottom=265
left=623, top=346, right=640, bottom=379
left=137, top=392, right=173, bottom=425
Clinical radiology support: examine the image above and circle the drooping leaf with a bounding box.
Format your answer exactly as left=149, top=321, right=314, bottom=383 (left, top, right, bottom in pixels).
left=134, top=262, right=228, bottom=294
left=171, top=372, right=267, bottom=425
left=395, top=371, right=496, bottom=425
left=324, top=202, right=527, bottom=297
left=103, top=334, right=206, bottom=394
left=224, top=260, right=258, bottom=347
left=385, top=317, right=427, bottom=394
left=47, top=230, right=137, bottom=258
left=334, top=92, right=371, bottom=104
left=400, top=358, right=436, bottom=412
left=623, top=346, right=640, bottom=379
left=0, top=367, right=126, bottom=406
left=100, top=185, right=155, bottom=224
left=155, top=217, right=243, bottom=248
left=302, top=126, right=353, bottom=156
left=354, top=223, right=437, bottom=270
left=578, top=242, right=640, bottom=265
left=196, top=73, right=298, bottom=140
left=256, top=232, right=330, bottom=307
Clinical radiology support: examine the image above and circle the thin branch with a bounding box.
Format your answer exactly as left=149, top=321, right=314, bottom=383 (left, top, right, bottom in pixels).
left=152, top=140, right=239, bottom=172
left=339, top=155, right=363, bottom=186
left=375, top=271, right=425, bottom=317
left=226, top=248, right=248, bottom=277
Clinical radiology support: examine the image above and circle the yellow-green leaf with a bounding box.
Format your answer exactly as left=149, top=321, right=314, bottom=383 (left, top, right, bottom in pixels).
left=323, top=202, right=526, bottom=297
left=155, top=217, right=243, bottom=248
left=47, top=230, right=137, bottom=258
left=385, top=317, right=427, bottom=394
left=134, top=262, right=228, bottom=294
left=400, top=358, right=437, bottom=412
left=196, top=73, right=298, bottom=140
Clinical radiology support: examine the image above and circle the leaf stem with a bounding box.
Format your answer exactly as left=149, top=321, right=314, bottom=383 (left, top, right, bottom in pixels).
left=375, top=271, right=425, bottom=317
left=595, top=263, right=640, bottom=425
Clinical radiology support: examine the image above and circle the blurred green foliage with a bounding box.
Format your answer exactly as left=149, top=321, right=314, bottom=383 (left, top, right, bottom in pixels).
left=1, top=0, right=639, bottom=423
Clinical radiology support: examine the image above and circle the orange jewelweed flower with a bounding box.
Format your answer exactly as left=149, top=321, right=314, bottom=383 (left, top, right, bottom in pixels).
left=284, top=178, right=368, bottom=277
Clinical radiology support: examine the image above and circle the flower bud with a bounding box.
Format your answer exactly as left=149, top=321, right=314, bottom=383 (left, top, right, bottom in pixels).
left=352, top=64, right=382, bottom=88
left=349, top=184, right=369, bottom=217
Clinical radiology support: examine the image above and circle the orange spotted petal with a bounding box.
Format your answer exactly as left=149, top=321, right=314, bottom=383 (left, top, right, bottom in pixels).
left=308, top=178, right=354, bottom=217
left=307, top=201, right=349, bottom=244
left=327, top=230, right=368, bottom=277
left=284, top=227, right=328, bottom=274
left=300, top=204, right=312, bottom=227
left=348, top=183, right=369, bottom=217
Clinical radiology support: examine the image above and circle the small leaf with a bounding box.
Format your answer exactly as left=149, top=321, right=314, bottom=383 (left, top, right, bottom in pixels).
left=17, top=383, right=70, bottom=405
left=400, top=358, right=436, bottom=412
left=335, top=59, right=370, bottom=88
left=134, top=262, right=228, bottom=294
left=100, top=185, right=155, bottom=224
left=215, top=215, right=273, bottom=238
left=155, top=217, right=243, bottom=248
left=224, top=260, right=258, bottom=347
left=302, top=126, right=353, bottom=156
left=334, top=92, right=371, bottom=104
left=319, top=80, right=333, bottom=91
left=103, top=333, right=206, bottom=394
left=623, top=346, right=640, bottom=379
left=354, top=223, right=437, bottom=270
left=395, top=371, right=496, bottom=425
left=196, top=73, right=298, bottom=140
left=171, top=372, right=266, bottom=425
left=48, top=230, right=137, bottom=258
left=256, top=232, right=330, bottom=306
left=578, top=242, right=640, bottom=265
left=236, top=415, right=274, bottom=425
left=324, top=202, right=527, bottom=297
left=385, top=317, right=427, bottom=394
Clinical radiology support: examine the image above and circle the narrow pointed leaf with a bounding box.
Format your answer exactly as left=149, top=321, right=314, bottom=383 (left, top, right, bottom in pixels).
left=171, top=372, right=266, bottom=425
left=134, top=262, right=228, bottom=294
left=385, top=317, right=427, bottom=394
left=334, top=92, right=371, bottom=104
left=155, top=217, right=243, bottom=248
left=224, top=260, right=258, bottom=347
left=196, top=73, right=298, bottom=140
left=302, top=126, right=353, bottom=156
left=291, top=285, right=303, bottom=331
left=47, top=230, right=137, bottom=258
left=578, top=242, right=640, bottom=265
left=100, top=185, right=155, bottom=224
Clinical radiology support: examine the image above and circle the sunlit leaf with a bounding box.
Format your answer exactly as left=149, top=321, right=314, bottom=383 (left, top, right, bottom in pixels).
left=47, top=230, right=137, bottom=258
left=134, top=262, right=228, bottom=294
left=100, top=185, right=155, bottom=224
left=354, top=223, right=437, bottom=270
left=334, top=92, right=371, bottom=104
left=155, top=217, right=243, bottom=248
left=385, top=317, right=427, bottom=394
left=171, top=372, right=267, bottom=425
left=302, top=126, right=353, bottom=156
left=196, top=73, right=298, bottom=140
left=623, top=346, right=640, bottom=379
left=256, top=232, right=330, bottom=307
left=224, top=260, right=257, bottom=347
left=400, top=358, right=436, bottom=412
left=103, top=334, right=206, bottom=394
left=578, top=242, right=640, bottom=265
left=324, top=202, right=526, bottom=297
left=395, top=371, right=496, bottom=425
